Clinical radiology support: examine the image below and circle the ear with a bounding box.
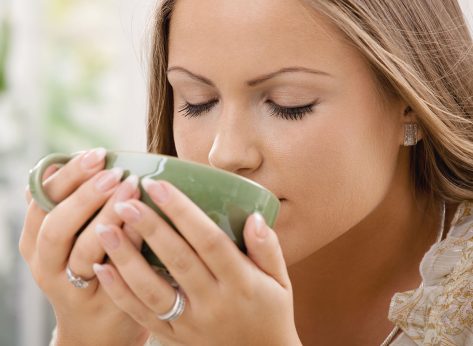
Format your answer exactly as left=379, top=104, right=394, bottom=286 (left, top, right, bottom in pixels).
left=401, top=104, right=424, bottom=144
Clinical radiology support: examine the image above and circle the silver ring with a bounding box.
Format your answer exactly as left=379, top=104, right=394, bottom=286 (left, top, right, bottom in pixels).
left=156, top=288, right=186, bottom=322
left=66, top=265, right=94, bottom=289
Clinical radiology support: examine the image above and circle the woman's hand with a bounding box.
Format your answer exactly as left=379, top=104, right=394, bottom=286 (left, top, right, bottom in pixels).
left=93, top=178, right=302, bottom=346
left=19, top=148, right=149, bottom=346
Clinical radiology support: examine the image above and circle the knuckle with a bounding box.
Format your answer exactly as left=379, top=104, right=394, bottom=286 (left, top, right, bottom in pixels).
left=72, top=187, right=93, bottom=208
left=201, top=303, right=224, bottom=326
left=241, top=282, right=256, bottom=301
left=233, top=271, right=256, bottom=300
left=38, top=219, right=58, bottom=245
left=170, top=248, right=193, bottom=274
left=169, top=200, right=188, bottom=218
left=18, top=236, right=31, bottom=261
left=141, top=286, right=164, bottom=308
left=34, top=272, right=46, bottom=289
left=71, top=185, right=105, bottom=214
left=139, top=222, right=157, bottom=238
left=110, top=249, right=130, bottom=266
left=31, top=262, right=51, bottom=291
left=201, top=231, right=225, bottom=253
left=70, top=246, right=94, bottom=267
left=168, top=198, right=191, bottom=218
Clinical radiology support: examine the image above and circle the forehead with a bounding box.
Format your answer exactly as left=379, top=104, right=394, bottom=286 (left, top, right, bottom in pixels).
left=168, top=0, right=359, bottom=78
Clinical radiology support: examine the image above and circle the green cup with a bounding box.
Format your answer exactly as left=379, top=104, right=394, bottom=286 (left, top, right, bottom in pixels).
left=28, top=151, right=280, bottom=270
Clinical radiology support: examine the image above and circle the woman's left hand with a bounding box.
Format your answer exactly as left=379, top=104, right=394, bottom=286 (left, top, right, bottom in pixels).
left=92, top=178, right=301, bottom=346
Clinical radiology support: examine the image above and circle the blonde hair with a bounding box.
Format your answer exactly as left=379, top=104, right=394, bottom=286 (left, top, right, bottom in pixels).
left=147, top=0, right=473, bottom=204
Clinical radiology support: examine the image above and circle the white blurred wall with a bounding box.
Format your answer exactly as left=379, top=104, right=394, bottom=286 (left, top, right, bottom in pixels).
left=3, top=1, right=155, bottom=345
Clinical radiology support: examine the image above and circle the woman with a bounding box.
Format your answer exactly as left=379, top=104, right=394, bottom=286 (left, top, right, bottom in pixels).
left=20, top=0, right=473, bottom=345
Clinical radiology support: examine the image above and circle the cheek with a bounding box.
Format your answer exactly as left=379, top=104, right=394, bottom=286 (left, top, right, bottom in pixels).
left=275, top=108, right=401, bottom=264
left=173, top=115, right=214, bottom=163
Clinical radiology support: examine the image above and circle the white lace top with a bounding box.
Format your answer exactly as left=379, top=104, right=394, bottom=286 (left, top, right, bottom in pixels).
left=50, top=200, right=473, bottom=346
left=388, top=200, right=473, bottom=345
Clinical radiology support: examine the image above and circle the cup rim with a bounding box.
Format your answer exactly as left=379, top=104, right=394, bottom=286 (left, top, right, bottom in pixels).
left=106, top=150, right=278, bottom=200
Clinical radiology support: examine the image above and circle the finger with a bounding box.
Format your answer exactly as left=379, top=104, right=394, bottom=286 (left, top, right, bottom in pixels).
left=67, top=175, right=140, bottom=280
left=139, top=179, right=248, bottom=285
left=43, top=163, right=60, bottom=181
left=113, top=200, right=216, bottom=301
left=243, top=213, right=291, bottom=288
left=94, top=224, right=182, bottom=326
left=19, top=202, right=48, bottom=261
left=22, top=164, right=66, bottom=257
left=36, top=167, right=124, bottom=273
left=20, top=148, right=108, bottom=260
left=92, top=263, right=174, bottom=337
left=44, top=147, right=108, bottom=204
left=123, top=224, right=143, bottom=250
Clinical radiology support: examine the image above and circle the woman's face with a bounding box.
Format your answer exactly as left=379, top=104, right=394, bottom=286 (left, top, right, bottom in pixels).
left=167, top=0, right=407, bottom=266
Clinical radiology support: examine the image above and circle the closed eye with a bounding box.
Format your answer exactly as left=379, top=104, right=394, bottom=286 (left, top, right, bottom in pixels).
left=265, top=100, right=316, bottom=120
left=178, top=99, right=219, bottom=118
left=178, top=99, right=317, bottom=120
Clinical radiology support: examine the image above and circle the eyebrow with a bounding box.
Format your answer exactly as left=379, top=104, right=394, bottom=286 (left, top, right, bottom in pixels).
left=166, top=66, right=332, bottom=87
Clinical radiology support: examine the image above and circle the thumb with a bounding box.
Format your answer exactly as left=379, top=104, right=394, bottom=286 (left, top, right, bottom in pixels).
left=243, top=212, right=290, bottom=288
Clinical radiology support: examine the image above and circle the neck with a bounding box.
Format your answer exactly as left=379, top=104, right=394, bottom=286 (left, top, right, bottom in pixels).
left=288, top=191, right=449, bottom=345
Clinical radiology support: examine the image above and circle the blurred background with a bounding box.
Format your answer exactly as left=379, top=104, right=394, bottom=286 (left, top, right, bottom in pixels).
left=0, top=0, right=472, bottom=345
left=0, top=0, right=154, bottom=344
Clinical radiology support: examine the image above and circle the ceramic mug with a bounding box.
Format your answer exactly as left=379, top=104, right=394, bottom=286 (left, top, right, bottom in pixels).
left=28, top=151, right=281, bottom=270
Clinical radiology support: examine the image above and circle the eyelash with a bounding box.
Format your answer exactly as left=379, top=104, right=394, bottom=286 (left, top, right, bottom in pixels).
left=177, top=99, right=316, bottom=121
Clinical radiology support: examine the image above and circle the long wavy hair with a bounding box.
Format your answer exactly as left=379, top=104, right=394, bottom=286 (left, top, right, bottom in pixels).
left=146, top=0, right=473, bottom=205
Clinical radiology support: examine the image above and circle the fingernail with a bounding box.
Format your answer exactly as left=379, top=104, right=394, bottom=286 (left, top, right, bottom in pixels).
left=95, top=224, right=120, bottom=250
left=81, top=148, right=107, bottom=170
left=92, top=263, right=114, bottom=285
left=115, top=175, right=139, bottom=201
left=142, top=178, right=170, bottom=204
left=95, top=168, right=124, bottom=192
left=252, top=212, right=267, bottom=239
left=114, top=202, right=141, bottom=223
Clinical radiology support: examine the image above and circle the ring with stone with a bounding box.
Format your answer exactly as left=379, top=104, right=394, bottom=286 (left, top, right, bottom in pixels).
left=66, top=265, right=95, bottom=289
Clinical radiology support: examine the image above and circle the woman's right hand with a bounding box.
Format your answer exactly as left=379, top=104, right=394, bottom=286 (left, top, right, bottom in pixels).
left=19, top=148, right=150, bottom=346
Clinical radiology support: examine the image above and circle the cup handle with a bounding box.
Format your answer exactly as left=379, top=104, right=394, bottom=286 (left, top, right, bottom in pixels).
left=28, top=152, right=78, bottom=212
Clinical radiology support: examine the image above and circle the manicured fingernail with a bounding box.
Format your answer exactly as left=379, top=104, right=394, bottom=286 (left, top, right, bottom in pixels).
left=95, top=224, right=120, bottom=250
left=95, top=168, right=124, bottom=192
left=93, top=263, right=114, bottom=285
left=252, top=212, right=267, bottom=239
left=114, top=202, right=141, bottom=223
left=81, top=148, right=107, bottom=170
left=142, top=178, right=170, bottom=204
left=115, top=175, right=139, bottom=201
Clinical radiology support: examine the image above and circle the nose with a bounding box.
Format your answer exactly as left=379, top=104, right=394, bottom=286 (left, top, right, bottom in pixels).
left=207, top=111, right=262, bottom=174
